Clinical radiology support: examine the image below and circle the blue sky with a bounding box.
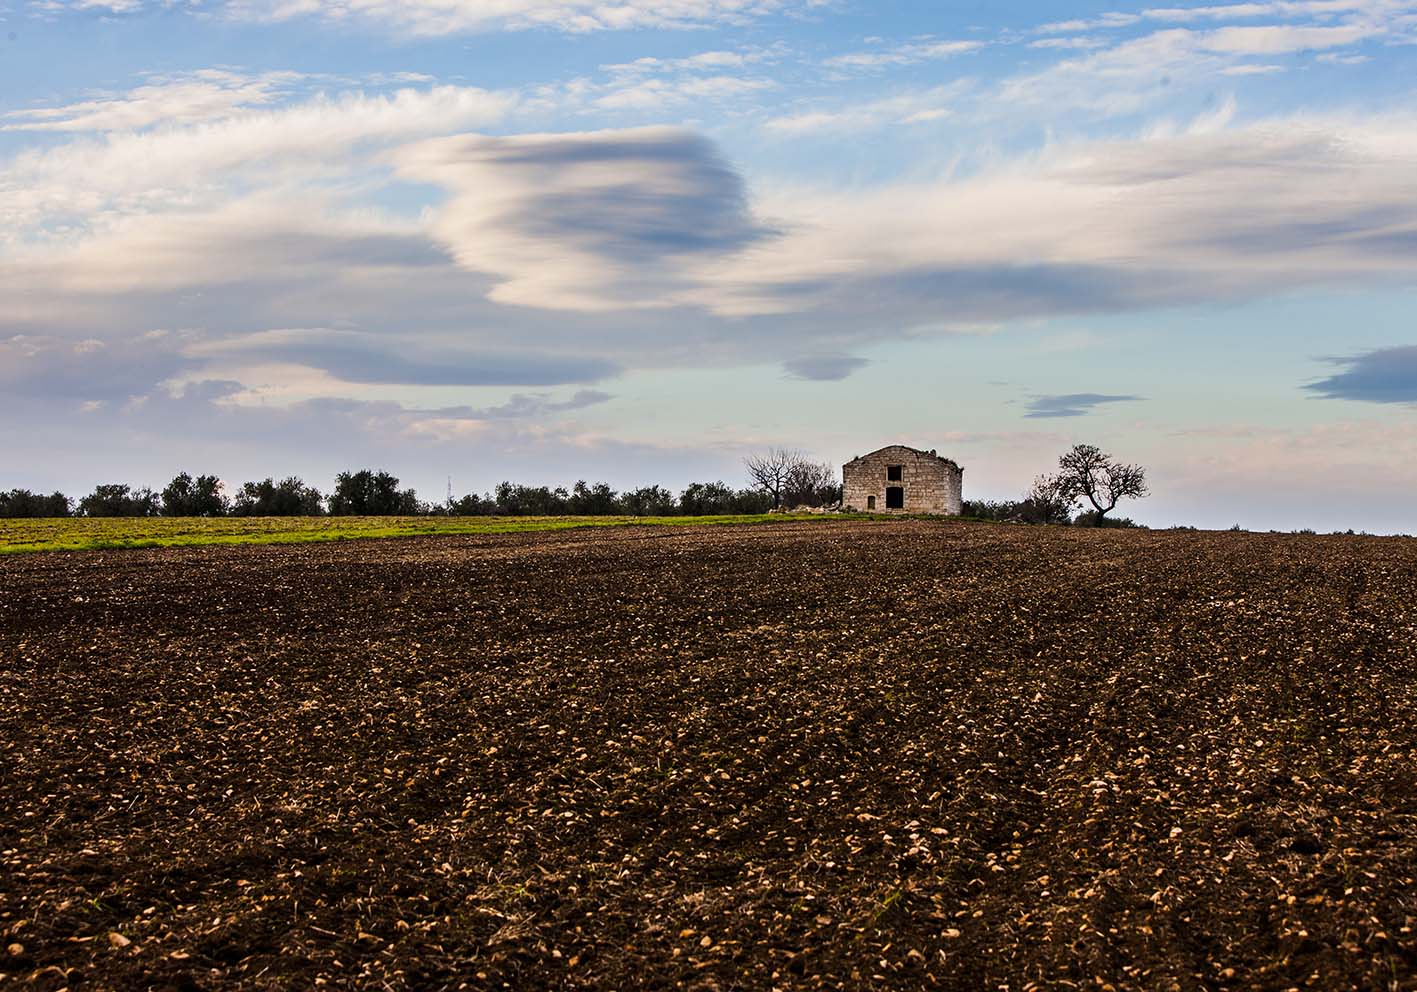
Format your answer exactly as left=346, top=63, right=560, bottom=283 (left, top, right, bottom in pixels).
left=3, top=0, right=1417, bottom=531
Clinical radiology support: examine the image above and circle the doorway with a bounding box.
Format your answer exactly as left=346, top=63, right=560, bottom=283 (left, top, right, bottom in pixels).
left=867, top=495, right=876, bottom=510
left=886, top=487, right=904, bottom=510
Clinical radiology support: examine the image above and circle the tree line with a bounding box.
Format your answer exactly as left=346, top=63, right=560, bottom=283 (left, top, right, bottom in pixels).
left=0, top=462, right=837, bottom=519
left=1, top=445, right=1144, bottom=524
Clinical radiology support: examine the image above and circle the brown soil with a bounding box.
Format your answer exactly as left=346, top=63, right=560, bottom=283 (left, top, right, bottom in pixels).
left=1, top=520, right=1415, bottom=991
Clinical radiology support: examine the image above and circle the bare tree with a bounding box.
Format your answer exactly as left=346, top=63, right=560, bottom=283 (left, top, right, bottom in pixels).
left=1051, top=444, right=1148, bottom=527
left=744, top=448, right=801, bottom=510
left=783, top=458, right=840, bottom=509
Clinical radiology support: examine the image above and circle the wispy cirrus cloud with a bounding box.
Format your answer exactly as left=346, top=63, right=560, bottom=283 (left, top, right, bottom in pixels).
left=29, top=0, right=152, bottom=12
left=1036, top=12, right=1142, bottom=33
left=32, top=0, right=825, bottom=34
left=823, top=38, right=985, bottom=71
left=224, top=0, right=814, bottom=35
left=763, top=81, right=972, bottom=132
left=1, top=69, right=303, bottom=132
left=587, top=44, right=786, bottom=111
left=1000, top=26, right=1355, bottom=113
left=592, top=73, right=776, bottom=111
left=1029, top=36, right=1111, bottom=50
left=602, top=45, right=788, bottom=76
left=1004, top=3, right=1416, bottom=114
left=1142, top=2, right=1393, bottom=23
left=1220, top=62, right=1288, bottom=73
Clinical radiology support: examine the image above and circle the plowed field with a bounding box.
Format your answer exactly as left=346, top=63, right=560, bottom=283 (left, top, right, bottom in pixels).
left=2, top=520, right=1415, bottom=990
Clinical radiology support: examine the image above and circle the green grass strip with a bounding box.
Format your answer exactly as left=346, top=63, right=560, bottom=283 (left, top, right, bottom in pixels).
left=0, top=513, right=890, bottom=555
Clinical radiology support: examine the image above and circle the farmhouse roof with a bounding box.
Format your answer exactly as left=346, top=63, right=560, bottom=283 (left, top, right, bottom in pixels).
left=844, top=445, right=962, bottom=473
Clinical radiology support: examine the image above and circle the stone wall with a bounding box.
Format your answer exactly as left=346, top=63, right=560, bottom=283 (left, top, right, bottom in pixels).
left=842, top=445, right=963, bottom=515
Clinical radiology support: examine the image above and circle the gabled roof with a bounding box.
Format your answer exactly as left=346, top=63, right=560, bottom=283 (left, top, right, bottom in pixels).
left=844, top=444, right=961, bottom=472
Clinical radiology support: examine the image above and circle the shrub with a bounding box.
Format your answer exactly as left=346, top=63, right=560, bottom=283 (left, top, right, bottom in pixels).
left=961, top=499, right=1020, bottom=522
left=1073, top=511, right=1145, bottom=529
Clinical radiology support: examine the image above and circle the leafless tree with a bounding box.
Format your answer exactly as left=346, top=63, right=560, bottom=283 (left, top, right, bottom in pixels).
left=746, top=448, right=841, bottom=510
left=783, top=458, right=840, bottom=509
left=1050, top=444, right=1149, bottom=527
left=744, top=448, right=800, bottom=509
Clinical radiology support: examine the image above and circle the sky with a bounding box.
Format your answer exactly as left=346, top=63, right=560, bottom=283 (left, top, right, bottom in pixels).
left=2, top=0, right=1416, bottom=532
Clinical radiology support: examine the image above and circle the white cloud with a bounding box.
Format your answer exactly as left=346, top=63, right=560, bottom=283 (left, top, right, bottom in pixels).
left=1028, top=36, right=1109, bottom=50
left=30, top=0, right=151, bottom=11
left=602, top=46, right=787, bottom=75
left=1036, top=12, right=1142, bottom=33
left=0, top=82, right=515, bottom=239
left=824, top=38, right=984, bottom=70
left=1143, top=1, right=1389, bottom=23
left=2, top=69, right=303, bottom=132
left=1000, top=30, right=1213, bottom=114
left=1220, top=62, right=1288, bottom=73
left=696, top=114, right=1417, bottom=319
left=1006, top=4, right=1414, bottom=114
left=6, top=66, right=1417, bottom=417
left=998, top=18, right=1376, bottom=115
left=223, top=0, right=804, bottom=35
left=594, top=74, right=775, bottom=111
left=395, top=126, right=772, bottom=312
left=1200, top=23, right=1370, bottom=53
left=34, top=0, right=823, bottom=32
left=542, top=44, right=789, bottom=114
left=763, top=82, right=971, bottom=133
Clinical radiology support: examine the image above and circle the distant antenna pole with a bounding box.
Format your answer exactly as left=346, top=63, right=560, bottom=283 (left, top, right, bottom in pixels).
left=447, top=476, right=453, bottom=507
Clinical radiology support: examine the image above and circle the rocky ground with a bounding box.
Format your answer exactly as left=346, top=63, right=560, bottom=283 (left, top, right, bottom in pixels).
left=1, top=520, right=1415, bottom=990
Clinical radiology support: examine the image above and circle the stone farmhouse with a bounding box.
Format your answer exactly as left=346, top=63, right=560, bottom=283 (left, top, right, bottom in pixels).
left=842, top=445, right=963, bottom=515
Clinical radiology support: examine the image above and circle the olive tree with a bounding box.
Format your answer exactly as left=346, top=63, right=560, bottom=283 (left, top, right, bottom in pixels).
left=230, top=477, right=324, bottom=516
left=1049, top=444, right=1148, bottom=527
left=78, top=484, right=160, bottom=518
left=0, top=489, right=72, bottom=518
left=161, top=472, right=228, bottom=517
left=329, top=470, right=422, bottom=516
